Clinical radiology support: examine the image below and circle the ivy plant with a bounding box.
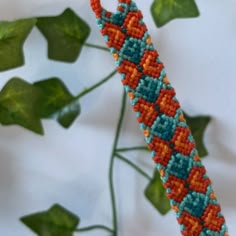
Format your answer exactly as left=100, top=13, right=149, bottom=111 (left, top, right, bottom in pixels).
left=36, top=8, right=90, bottom=62
left=151, top=0, right=199, bottom=27
left=0, top=18, right=36, bottom=71
left=0, top=1, right=209, bottom=235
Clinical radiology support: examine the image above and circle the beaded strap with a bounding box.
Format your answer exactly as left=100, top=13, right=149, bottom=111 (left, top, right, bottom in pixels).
left=90, top=0, right=228, bottom=235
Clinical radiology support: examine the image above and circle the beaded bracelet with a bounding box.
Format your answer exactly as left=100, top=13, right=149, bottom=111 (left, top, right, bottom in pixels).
left=90, top=0, right=228, bottom=235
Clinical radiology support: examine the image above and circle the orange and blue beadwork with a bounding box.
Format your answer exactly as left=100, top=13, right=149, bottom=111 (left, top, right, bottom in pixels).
left=90, top=0, right=228, bottom=235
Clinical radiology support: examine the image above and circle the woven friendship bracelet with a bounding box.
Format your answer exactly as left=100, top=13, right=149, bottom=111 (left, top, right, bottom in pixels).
left=90, top=0, right=228, bottom=235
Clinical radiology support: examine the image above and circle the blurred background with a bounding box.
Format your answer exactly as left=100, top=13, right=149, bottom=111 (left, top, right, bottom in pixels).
left=0, top=0, right=235, bottom=235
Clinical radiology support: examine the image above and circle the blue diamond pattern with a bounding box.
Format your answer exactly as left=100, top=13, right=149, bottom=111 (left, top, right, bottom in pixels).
left=180, top=192, right=207, bottom=217
left=120, top=37, right=144, bottom=64
left=135, top=76, right=161, bottom=103
left=168, top=153, right=192, bottom=180
left=151, top=114, right=176, bottom=141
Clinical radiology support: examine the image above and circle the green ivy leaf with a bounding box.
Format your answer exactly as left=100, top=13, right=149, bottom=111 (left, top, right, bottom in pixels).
left=36, top=8, right=90, bottom=62
left=56, top=101, right=80, bottom=128
left=34, top=78, right=80, bottom=128
left=20, top=204, right=80, bottom=236
left=0, top=78, right=43, bottom=134
left=145, top=169, right=171, bottom=215
left=151, top=0, right=200, bottom=27
left=0, top=18, right=36, bottom=71
left=184, top=112, right=211, bottom=158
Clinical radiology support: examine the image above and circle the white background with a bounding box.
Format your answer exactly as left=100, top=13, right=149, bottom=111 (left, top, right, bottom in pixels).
left=0, top=0, right=235, bottom=235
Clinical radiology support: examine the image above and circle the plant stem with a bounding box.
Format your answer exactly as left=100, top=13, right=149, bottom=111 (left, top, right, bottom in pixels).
left=115, top=153, right=152, bottom=181
left=109, top=90, right=127, bottom=236
left=75, top=224, right=114, bottom=234
left=116, top=146, right=148, bottom=153
left=75, top=70, right=117, bottom=100
left=84, top=42, right=110, bottom=52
